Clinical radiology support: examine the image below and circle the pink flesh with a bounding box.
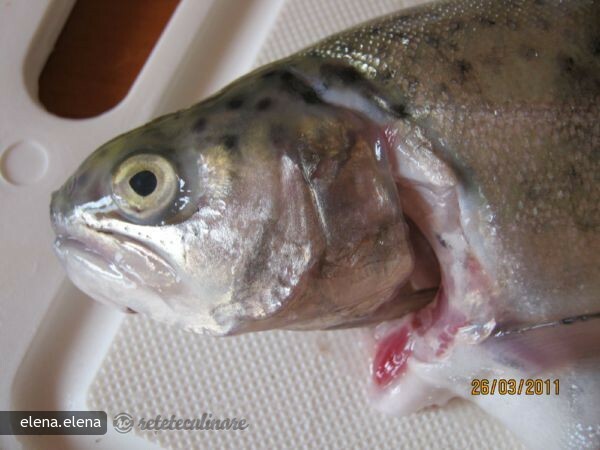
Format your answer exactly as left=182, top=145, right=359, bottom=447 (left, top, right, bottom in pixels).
left=371, top=246, right=494, bottom=386
left=373, top=287, right=466, bottom=387
left=373, top=326, right=411, bottom=387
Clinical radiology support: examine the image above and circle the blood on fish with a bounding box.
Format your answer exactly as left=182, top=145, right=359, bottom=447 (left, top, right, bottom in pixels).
left=374, top=287, right=468, bottom=386
left=373, top=326, right=412, bottom=387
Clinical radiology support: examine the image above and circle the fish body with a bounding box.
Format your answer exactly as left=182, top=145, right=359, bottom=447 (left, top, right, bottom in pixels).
left=50, top=1, right=600, bottom=449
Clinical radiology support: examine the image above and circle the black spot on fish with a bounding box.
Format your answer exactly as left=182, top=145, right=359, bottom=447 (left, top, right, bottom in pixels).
left=222, top=134, right=238, bottom=150
left=261, top=69, right=278, bottom=78
left=256, top=97, right=272, bottom=111
left=370, top=26, right=382, bottom=36
left=519, top=46, right=539, bottom=60
left=449, top=21, right=462, bottom=33
left=424, top=34, right=439, bottom=48
left=193, top=117, right=207, bottom=133
left=321, top=64, right=364, bottom=84
left=390, top=103, right=410, bottom=119
left=406, top=76, right=420, bottom=92
left=301, top=90, right=320, bottom=104
left=125, top=307, right=138, bottom=314
left=280, top=71, right=322, bottom=104
left=227, top=96, right=244, bottom=109
left=269, top=124, right=287, bottom=148
left=558, top=54, right=578, bottom=75
left=457, top=59, right=472, bottom=72
left=455, top=59, right=472, bottom=84
left=382, top=69, right=395, bottom=80
left=337, top=66, right=364, bottom=83
left=479, top=17, right=496, bottom=27
left=391, top=31, right=409, bottom=40
left=446, top=39, right=459, bottom=52
left=506, top=19, right=518, bottom=30
left=280, top=71, right=293, bottom=82
left=568, top=164, right=579, bottom=181
left=534, top=17, right=550, bottom=31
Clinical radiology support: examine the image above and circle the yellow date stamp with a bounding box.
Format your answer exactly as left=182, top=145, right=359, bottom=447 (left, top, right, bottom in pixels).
left=471, top=378, right=560, bottom=396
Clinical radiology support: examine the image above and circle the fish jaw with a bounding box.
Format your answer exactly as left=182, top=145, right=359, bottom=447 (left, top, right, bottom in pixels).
left=50, top=190, right=234, bottom=335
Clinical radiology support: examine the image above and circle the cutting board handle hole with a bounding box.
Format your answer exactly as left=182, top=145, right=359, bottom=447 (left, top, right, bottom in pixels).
left=38, top=0, right=180, bottom=119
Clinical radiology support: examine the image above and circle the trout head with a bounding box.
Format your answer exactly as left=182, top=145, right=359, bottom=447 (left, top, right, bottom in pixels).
left=50, top=64, right=420, bottom=335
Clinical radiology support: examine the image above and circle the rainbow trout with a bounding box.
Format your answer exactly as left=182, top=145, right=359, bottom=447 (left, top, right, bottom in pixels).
left=50, top=1, right=600, bottom=448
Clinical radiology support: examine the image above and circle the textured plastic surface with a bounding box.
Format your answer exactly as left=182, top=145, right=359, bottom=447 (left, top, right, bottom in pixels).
left=1, top=0, right=526, bottom=449
left=89, top=317, right=524, bottom=450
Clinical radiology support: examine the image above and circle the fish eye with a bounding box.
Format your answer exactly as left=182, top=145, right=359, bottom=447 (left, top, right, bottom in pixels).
left=129, top=170, right=157, bottom=197
left=111, top=154, right=177, bottom=221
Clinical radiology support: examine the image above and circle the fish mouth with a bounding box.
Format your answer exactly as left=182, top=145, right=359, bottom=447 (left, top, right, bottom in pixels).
left=53, top=235, right=139, bottom=310
left=52, top=220, right=179, bottom=313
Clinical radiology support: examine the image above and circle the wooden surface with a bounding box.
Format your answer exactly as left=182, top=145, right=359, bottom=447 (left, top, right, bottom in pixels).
left=38, top=0, right=181, bottom=118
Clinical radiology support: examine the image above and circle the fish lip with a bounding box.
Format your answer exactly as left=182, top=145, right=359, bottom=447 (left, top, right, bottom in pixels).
left=53, top=222, right=176, bottom=288
left=53, top=234, right=116, bottom=274
left=92, top=225, right=177, bottom=273
left=52, top=235, right=133, bottom=301
left=52, top=234, right=144, bottom=313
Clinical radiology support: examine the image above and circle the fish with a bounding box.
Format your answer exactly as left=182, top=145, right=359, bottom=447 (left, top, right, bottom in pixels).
left=50, top=0, right=600, bottom=448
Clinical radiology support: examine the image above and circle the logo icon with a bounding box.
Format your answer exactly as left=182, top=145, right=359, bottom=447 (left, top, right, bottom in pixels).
left=113, top=412, right=134, bottom=433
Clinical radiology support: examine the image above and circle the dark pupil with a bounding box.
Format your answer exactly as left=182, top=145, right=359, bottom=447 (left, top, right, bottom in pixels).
left=129, top=170, right=157, bottom=197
